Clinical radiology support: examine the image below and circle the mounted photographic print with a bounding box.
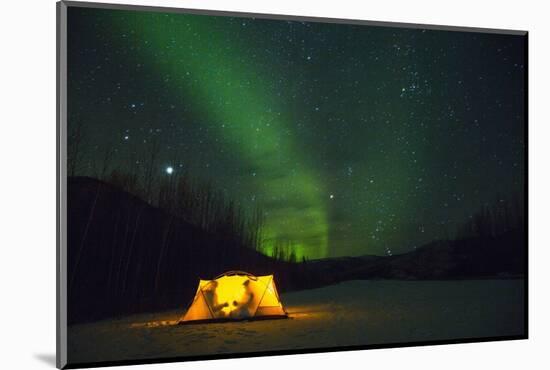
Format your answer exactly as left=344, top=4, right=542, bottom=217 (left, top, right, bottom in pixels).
left=56, top=1, right=528, bottom=368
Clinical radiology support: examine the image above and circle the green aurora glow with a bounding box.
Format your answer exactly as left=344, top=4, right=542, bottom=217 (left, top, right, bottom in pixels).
left=68, top=7, right=525, bottom=259
left=110, top=11, right=329, bottom=258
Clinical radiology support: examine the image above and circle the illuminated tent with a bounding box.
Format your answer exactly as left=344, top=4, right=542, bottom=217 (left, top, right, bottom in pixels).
left=179, top=271, right=287, bottom=323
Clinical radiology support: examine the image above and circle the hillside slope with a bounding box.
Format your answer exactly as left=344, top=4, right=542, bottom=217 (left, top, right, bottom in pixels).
left=67, top=177, right=283, bottom=324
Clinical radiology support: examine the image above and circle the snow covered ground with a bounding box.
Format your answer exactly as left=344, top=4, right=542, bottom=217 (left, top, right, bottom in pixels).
left=67, top=279, right=525, bottom=365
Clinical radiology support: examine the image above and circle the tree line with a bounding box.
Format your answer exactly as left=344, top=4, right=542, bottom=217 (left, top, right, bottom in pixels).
left=456, top=193, right=525, bottom=240
left=67, top=118, right=299, bottom=262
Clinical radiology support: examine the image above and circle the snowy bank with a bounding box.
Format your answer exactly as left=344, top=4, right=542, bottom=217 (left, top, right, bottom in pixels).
left=68, top=279, right=525, bottom=365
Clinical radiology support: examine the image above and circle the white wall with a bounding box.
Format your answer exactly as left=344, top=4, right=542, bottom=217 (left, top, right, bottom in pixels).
left=1, top=0, right=548, bottom=369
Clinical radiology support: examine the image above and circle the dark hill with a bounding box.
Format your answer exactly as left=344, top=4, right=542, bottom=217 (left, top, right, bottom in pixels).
left=304, top=234, right=525, bottom=281
left=67, top=177, right=286, bottom=324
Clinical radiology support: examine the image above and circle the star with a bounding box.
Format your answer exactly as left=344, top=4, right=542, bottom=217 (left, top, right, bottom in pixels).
left=165, top=166, right=174, bottom=175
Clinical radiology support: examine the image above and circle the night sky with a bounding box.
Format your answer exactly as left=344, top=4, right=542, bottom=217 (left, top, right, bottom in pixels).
left=67, top=6, right=526, bottom=259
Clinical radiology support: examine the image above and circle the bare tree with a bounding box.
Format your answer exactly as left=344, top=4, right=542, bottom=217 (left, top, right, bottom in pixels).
left=69, top=181, right=102, bottom=292
left=68, top=118, right=86, bottom=177
left=100, top=143, right=115, bottom=181
left=121, top=206, right=144, bottom=294
left=154, top=215, right=174, bottom=290
left=143, top=139, right=161, bottom=204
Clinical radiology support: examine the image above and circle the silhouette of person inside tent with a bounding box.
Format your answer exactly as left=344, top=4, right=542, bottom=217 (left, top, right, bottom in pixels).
left=203, top=280, right=229, bottom=318
left=230, top=279, right=255, bottom=319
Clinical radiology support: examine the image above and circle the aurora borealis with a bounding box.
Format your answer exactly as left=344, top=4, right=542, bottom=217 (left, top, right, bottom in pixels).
left=67, top=6, right=526, bottom=259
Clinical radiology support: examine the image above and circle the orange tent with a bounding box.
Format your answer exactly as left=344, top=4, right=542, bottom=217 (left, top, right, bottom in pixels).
left=179, top=271, right=287, bottom=324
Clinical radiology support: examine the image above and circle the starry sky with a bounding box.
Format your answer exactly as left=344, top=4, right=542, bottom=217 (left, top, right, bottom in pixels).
left=67, top=6, right=526, bottom=259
